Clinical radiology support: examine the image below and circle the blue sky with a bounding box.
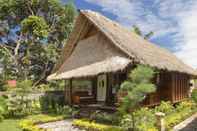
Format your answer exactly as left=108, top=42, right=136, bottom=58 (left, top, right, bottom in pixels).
left=63, top=0, right=197, bottom=68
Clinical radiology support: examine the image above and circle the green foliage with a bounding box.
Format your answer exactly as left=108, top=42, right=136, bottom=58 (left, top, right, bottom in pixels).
left=0, top=96, right=7, bottom=121
left=133, top=108, right=156, bottom=131
left=73, top=119, right=123, bottom=131
left=74, top=100, right=196, bottom=131
left=0, top=0, right=77, bottom=83
left=155, top=101, right=174, bottom=115
left=21, top=16, right=49, bottom=38
left=90, top=111, right=120, bottom=125
left=5, top=80, right=42, bottom=117
left=19, top=114, right=65, bottom=131
left=120, top=114, right=133, bottom=131
left=0, top=106, right=4, bottom=122
left=120, top=108, right=157, bottom=131
left=0, top=119, right=22, bottom=131
left=39, top=93, right=64, bottom=113
left=119, top=65, right=156, bottom=114
left=191, top=88, right=197, bottom=103
left=164, top=100, right=196, bottom=130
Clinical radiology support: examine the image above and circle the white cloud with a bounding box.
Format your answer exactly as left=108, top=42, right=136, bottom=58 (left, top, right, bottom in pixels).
left=84, top=0, right=197, bottom=68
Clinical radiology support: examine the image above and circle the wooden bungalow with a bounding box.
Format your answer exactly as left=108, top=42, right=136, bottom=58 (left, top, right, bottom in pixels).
left=47, top=10, right=197, bottom=107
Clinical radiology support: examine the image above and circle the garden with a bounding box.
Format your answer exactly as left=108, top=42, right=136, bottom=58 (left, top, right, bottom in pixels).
left=0, top=65, right=197, bottom=131
left=0, top=0, right=197, bottom=131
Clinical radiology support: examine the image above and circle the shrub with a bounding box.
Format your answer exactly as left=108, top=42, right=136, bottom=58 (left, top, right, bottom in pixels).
left=120, top=108, right=157, bottom=131
left=0, top=106, right=4, bottom=122
left=90, top=111, right=120, bottom=125
left=19, top=114, right=65, bottom=131
left=39, top=93, right=64, bottom=113
left=55, top=105, right=79, bottom=118
left=133, top=108, right=157, bottom=131
left=73, top=119, right=123, bottom=131
left=4, top=80, right=40, bottom=117
left=164, top=100, right=196, bottom=130
left=120, top=114, right=133, bottom=131
left=0, top=96, right=7, bottom=121
left=155, top=101, right=174, bottom=115
left=191, top=88, right=197, bottom=103
left=165, top=113, right=182, bottom=130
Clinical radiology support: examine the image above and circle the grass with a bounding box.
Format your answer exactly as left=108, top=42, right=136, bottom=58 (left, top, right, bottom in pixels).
left=0, top=119, right=22, bottom=131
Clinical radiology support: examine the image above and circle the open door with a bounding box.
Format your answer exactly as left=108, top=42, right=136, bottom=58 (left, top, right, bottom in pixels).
left=97, top=74, right=107, bottom=102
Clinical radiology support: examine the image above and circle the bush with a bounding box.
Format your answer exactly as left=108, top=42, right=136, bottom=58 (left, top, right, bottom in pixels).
left=4, top=80, right=41, bottom=117
left=73, top=119, right=123, bottom=131
left=55, top=105, right=79, bottom=118
left=0, top=96, right=7, bottom=121
left=155, top=101, right=174, bottom=115
left=19, top=114, right=65, bottom=131
left=6, top=93, right=41, bottom=117
left=164, top=100, right=196, bottom=130
left=191, top=88, right=197, bottom=103
left=39, top=93, right=64, bottom=113
left=0, top=106, right=4, bottom=122
left=120, top=108, right=157, bottom=131
left=133, top=108, right=157, bottom=131
left=90, top=111, right=120, bottom=125
left=120, top=114, right=133, bottom=131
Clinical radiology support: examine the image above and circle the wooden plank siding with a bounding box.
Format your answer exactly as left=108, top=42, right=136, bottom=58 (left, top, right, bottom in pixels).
left=63, top=71, right=191, bottom=107
left=143, top=72, right=190, bottom=106
left=171, top=73, right=190, bottom=103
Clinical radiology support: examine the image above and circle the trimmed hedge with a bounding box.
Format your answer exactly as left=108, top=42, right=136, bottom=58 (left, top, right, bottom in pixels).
left=73, top=119, right=123, bottom=131
left=19, top=114, right=65, bottom=131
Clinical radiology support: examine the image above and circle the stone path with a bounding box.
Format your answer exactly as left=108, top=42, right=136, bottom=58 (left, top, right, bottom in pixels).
left=37, top=120, right=83, bottom=131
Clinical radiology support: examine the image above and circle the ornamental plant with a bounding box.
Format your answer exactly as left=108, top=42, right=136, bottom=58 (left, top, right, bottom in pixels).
left=118, top=65, right=156, bottom=130
left=191, top=88, right=197, bottom=104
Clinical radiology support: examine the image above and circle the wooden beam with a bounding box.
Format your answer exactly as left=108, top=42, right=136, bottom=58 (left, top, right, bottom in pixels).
left=68, top=79, right=73, bottom=105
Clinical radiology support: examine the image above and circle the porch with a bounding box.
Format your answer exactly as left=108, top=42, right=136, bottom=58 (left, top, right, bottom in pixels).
left=64, top=71, right=190, bottom=108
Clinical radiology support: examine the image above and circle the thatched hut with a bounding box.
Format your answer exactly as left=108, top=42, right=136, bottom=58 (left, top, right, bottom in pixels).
left=47, top=10, right=196, bottom=107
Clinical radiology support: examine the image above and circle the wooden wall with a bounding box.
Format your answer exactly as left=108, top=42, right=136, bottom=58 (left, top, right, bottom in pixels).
left=171, top=73, right=190, bottom=103
left=143, top=72, right=190, bottom=106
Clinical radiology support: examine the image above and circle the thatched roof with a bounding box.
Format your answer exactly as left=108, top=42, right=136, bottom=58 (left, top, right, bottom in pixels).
left=47, top=56, right=131, bottom=80
left=47, top=10, right=196, bottom=80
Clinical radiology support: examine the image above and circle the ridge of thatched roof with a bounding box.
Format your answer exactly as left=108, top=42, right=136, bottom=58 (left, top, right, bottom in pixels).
left=48, top=10, right=196, bottom=80
left=80, top=10, right=195, bottom=75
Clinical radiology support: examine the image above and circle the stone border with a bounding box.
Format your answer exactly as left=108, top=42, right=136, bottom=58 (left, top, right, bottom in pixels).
left=173, top=112, right=197, bottom=131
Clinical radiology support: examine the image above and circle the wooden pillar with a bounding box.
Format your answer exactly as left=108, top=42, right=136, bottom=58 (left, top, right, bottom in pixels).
left=64, top=80, right=68, bottom=104
left=70, top=79, right=73, bottom=105
left=91, top=77, right=97, bottom=102
left=106, top=73, right=112, bottom=105
left=171, top=73, right=175, bottom=103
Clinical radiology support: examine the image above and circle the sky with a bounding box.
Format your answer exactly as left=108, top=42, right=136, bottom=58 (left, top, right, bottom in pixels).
left=63, top=0, right=197, bottom=69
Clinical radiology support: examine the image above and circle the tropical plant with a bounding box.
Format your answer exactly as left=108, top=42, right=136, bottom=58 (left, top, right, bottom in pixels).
left=0, top=0, right=77, bottom=85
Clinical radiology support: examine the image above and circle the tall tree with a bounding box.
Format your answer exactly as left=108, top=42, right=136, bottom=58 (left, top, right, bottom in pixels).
left=132, top=25, right=154, bottom=40
left=0, top=0, right=77, bottom=85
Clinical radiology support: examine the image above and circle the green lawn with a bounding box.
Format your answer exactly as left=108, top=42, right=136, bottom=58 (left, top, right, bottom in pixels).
left=0, top=119, right=22, bottom=131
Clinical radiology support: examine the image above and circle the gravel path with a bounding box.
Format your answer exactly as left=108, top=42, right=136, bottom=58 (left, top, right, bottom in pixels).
left=37, top=120, right=82, bottom=131
left=180, top=118, right=197, bottom=131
